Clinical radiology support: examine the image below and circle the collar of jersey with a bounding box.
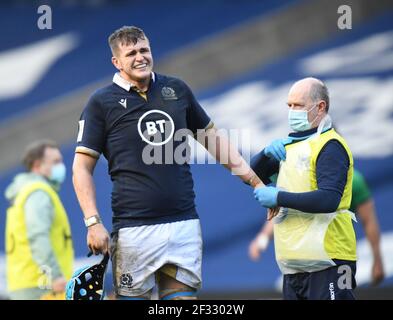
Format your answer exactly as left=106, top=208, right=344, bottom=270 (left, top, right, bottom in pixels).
left=113, top=72, right=155, bottom=92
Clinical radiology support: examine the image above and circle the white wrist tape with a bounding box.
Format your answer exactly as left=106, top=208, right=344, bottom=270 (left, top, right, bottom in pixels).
left=256, top=234, right=269, bottom=251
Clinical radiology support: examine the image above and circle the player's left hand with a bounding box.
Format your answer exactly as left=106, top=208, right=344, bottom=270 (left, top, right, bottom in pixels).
left=254, top=186, right=279, bottom=208
left=87, top=223, right=110, bottom=255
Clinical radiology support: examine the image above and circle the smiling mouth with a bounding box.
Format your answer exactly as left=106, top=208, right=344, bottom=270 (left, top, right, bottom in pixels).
left=133, top=63, right=148, bottom=70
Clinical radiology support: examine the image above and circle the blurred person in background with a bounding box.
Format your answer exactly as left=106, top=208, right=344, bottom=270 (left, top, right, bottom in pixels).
left=253, top=77, right=357, bottom=300
left=4, top=140, right=74, bottom=300
left=350, top=169, right=384, bottom=285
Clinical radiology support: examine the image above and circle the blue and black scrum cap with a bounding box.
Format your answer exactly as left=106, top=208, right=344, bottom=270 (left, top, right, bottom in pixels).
left=66, top=253, right=110, bottom=300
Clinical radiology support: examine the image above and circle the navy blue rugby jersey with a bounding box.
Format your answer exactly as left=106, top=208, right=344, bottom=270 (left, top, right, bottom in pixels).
left=76, top=72, right=212, bottom=231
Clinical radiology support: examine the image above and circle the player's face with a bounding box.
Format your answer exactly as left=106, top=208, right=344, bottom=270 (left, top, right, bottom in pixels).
left=113, top=38, right=153, bottom=84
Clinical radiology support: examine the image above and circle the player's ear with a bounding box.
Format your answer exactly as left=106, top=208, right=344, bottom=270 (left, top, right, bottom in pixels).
left=111, top=56, right=121, bottom=71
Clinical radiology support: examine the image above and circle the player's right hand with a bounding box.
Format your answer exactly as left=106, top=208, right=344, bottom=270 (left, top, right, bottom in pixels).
left=87, top=223, right=110, bottom=255
left=52, top=277, right=68, bottom=294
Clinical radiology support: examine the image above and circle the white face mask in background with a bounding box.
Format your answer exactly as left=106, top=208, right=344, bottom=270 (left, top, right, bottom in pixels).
left=50, top=162, right=66, bottom=185
left=288, top=103, right=318, bottom=132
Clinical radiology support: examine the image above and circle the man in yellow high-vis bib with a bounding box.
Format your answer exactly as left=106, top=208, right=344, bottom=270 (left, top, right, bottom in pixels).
left=253, top=78, right=356, bottom=300
left=5, top=140, right=74, bottom=300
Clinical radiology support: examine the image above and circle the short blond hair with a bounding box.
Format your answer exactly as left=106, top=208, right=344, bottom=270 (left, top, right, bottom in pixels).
left=108, top=26, right=147, bottom=55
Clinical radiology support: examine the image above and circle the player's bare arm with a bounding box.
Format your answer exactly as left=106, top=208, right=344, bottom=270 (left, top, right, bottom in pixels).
left=197, top=125, right=264, bottom=189
left=72, top=152, right=109, bottom=255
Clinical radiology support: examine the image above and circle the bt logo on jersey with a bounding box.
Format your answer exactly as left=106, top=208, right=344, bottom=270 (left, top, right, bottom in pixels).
left=146, top=120, right=166, bottom=135
left=138, top=110, right=175, bottom=146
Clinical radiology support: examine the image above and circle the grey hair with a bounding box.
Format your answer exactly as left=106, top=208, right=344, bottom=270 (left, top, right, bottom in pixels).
left=309, top=79, right=330, bottom=112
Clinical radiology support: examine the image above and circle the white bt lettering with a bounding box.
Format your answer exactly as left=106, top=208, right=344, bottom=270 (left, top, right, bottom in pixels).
left=146, top=121, right=158, bottom=135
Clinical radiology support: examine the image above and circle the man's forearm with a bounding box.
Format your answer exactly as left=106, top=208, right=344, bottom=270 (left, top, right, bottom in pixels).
left=358, top=200, right=382, bottom=260
left=200, top=127, right=264, bottom=188
left=278, top=189, right=341, bottom=213
left=250, top=150, right=280, bottom=185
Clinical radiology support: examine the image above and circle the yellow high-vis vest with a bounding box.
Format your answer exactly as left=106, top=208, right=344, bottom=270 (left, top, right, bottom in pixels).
left=5, top=181, right=74, bottom=291
left=274, top=128, right=356, bottom=275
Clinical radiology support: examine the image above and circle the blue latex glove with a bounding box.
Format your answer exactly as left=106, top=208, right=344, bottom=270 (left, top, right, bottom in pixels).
left=264, top=137, right=293, bottom=161
left=254, top=186, right=279, bottom=208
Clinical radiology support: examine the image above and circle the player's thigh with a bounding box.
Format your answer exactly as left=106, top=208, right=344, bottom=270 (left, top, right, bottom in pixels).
left=157, top=265, right=197, bottom=300
left=111, top=228, right=162, bottom=298
left=167, top=219, right=203, bottom=290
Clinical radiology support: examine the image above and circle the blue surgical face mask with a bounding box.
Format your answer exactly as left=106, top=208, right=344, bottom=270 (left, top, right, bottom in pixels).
left=50, top=162, right=66, bottom=185
left=288, top=104, right=318, bottom=132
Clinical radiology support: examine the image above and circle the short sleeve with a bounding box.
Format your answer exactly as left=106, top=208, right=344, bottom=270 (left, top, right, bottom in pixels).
left=75, top=93, right=105, bottom=158
left=183, top=82, right=212, bottom=133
